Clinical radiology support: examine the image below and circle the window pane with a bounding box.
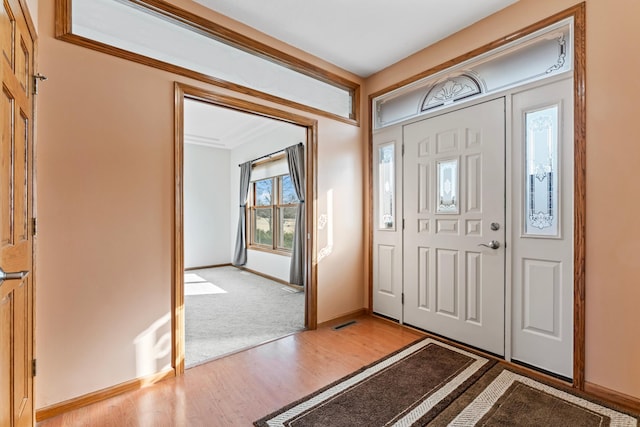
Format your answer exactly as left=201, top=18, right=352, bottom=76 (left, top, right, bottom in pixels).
left=525, top=105, right=559, bottom=236
left=254, top=208, right=273, bottom=246
left=378, top=143, right=395, bottom=229
left=281, top=175, right=299, bottom=204
left=279, top=207, right=297, bottom=250
left=437, top=158, right=459, bottom=213
left=71, top=0, right=353, bottom=118
left=254, top=179, right=273, bottom=206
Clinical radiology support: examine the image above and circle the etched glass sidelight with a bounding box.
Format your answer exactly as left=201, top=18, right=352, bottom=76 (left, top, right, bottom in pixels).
left=525, top=105, right=559, bottom=236
left=378, top=143, right=395, bottom=229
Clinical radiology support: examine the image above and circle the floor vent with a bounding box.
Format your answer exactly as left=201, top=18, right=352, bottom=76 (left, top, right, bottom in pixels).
left=332, top=320, right=357, bottom=331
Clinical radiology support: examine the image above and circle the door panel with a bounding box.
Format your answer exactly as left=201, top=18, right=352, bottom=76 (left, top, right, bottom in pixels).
left=465, top=251, right=481, bottom=323
left=372, top=126, right=403, bottom=320
left=0, top=0, right=35, bottom=425
left=435, top=248, right=458, bottom=317
left=511, top=78, right=573, bottom=378
left=376, top=245, right=396, bottom=295
left=403, top=98, right=505, bottom=355
left=522, top=259, right=561, bottom=335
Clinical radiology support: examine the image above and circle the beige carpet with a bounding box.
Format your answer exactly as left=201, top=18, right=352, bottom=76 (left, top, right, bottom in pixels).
left=185, top=266, right=304, bottom=367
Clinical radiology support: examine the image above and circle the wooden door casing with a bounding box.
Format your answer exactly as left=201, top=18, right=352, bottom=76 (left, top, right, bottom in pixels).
left=1, top=0, right=35, bottom=426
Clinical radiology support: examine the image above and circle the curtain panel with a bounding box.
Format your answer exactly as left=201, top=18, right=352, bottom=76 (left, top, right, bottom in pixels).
left=232, top=161, right=252, bottom=266
left=286, top=144, right=305, bottom=286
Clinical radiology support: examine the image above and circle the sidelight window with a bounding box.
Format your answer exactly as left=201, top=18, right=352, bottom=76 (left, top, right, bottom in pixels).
left=378, top=143, right=396, bottom=229
left=524, top=105, right=559, bottom=237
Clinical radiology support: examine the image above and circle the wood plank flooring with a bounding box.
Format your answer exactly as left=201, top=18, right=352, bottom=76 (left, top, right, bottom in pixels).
left=37, top=315, right=423, bottom=427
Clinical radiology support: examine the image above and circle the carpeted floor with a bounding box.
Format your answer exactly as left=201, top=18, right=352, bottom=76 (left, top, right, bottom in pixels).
left=255, top=338, right=639, bottom=426
left=185, top=266, right=305, bottom=368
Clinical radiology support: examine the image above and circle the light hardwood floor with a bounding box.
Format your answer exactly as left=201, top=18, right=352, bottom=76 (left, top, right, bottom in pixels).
left=37, top=315, right=423, bottom=427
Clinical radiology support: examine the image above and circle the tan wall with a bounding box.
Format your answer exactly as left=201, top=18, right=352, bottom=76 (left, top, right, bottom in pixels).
left=35, top=0, right=365, bottom=407
left=34, top=0, right=640, bottom=410
left=25, top=0, right=38, bottom=30
left=365, top=0, right=640, bottom=401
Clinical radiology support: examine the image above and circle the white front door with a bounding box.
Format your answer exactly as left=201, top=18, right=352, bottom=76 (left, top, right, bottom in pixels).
left=402, top=98, right=506, bottom=355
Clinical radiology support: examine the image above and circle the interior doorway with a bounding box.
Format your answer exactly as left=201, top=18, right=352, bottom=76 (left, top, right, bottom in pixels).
left=173, top=83, right=318, bottom=373
left=182, top=97, right=306, bottom=367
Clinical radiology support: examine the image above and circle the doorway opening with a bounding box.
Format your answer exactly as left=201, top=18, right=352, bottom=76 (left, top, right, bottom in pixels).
left=173, top=83, right=318, bottom=373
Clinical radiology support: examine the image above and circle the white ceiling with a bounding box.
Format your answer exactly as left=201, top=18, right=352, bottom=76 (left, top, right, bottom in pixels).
left=193, top=0, right=518, bottom=77
left=185, top=1, right=519, bottom=148
left=184, top=99, right=297, bottom=150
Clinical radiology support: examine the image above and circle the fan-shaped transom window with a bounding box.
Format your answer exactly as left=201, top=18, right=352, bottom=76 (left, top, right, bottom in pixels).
left=421, top=74, right=483, bottom=112
left=373, top=18, right=573, bottom=129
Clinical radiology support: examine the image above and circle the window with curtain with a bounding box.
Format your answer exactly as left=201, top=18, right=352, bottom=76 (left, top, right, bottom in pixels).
left=248, top=174, right=299, bottom=254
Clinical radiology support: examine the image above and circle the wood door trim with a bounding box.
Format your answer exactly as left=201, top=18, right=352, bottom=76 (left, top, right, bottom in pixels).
left=367, top=3, right=586, bottom=390
left=173, top=83, right=318, bottom=374
left=572, top=2, right=587, bottom=390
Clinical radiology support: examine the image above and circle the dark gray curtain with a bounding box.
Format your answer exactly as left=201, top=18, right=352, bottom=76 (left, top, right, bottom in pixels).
left=232, top=162, right=252, bottom=266
left=286, top=144, right=305, bottom=286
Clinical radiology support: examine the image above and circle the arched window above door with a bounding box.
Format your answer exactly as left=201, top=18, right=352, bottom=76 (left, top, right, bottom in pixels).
left=373, top=18, right=573, bottom=129
left=420, top=73, right=483, bottom=112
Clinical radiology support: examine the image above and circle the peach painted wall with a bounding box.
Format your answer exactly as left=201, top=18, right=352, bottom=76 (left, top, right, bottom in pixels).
left=365, top=0, right=640, bottom=401
left=35, top=0, right=365, bottom=408
left=25, top=0, right=38, bottom=30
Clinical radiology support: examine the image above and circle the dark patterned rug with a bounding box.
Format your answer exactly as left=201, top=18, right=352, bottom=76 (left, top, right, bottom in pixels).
left=255, top=338, right=639, bottom=427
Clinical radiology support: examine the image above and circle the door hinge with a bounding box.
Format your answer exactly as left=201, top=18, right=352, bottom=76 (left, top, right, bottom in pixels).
left=401, top=144, right=405, bottom=156
left=31, top=218, right=37, bottom=236
left=402, top=219, right=405, bottom=230
left=401, top=293, right=404, bottom=305
left=32, top=359, right=36, bottom=377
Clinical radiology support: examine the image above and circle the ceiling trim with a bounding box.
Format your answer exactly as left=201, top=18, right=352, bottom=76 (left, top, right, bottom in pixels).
left=183, top=133, right=223, bottom=146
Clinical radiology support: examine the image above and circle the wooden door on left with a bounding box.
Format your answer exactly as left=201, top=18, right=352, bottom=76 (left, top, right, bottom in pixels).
left=1, top=0, right=35, bottom=426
